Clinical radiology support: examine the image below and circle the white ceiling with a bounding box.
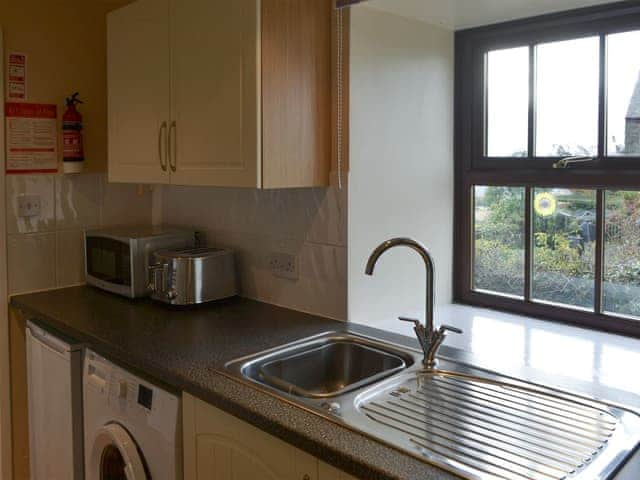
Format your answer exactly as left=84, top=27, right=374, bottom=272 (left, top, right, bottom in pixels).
left=365, top=0, right=622, bottom=30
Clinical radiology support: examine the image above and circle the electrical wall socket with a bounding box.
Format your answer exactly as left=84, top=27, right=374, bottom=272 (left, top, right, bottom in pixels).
left=268, top=252, right=298, bottom=280
left=17, top=194, right=41, bottom=218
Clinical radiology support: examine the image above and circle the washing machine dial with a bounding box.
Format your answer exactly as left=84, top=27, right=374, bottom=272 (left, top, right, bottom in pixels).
left=117, top=380, right=128, bottom=399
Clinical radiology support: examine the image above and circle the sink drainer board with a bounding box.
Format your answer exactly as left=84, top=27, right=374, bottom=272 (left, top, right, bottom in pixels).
left=358, top=371, right=638, bottom=480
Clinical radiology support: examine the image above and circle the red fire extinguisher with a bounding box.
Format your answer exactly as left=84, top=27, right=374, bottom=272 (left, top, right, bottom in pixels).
left=62, top=92, right=84, bottom=173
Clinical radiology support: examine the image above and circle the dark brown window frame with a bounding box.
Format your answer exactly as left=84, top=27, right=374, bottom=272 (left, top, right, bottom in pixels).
left=454, top=0, right=640, bottom=338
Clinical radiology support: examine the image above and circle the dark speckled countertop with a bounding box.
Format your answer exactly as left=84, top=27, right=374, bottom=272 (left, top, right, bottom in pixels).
left=11, top=286, right=460, bottom=480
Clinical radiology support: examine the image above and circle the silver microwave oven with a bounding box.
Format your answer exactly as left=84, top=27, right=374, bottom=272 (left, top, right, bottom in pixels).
left=84, top=226, right=195, bottom=298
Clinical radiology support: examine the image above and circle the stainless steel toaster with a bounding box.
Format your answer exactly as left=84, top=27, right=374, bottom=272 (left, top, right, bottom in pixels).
left=148, top=247, right=237, bottom=305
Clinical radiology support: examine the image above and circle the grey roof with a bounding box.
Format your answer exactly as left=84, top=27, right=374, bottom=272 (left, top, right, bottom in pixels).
left=627, top=71, right=640, bottom=119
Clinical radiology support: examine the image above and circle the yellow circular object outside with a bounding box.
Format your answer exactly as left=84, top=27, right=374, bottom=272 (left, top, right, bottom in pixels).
left=534, top=192, right=557, bottom=217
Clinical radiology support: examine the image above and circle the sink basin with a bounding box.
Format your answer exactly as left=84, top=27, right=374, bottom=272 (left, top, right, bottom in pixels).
left=225, top=331, right=640, bottom=480
left=228, top=332, right=414, bottom=398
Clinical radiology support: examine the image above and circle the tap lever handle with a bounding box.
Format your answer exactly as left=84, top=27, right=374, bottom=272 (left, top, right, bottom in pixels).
left=439, top=325, right=463, bottom=335
left=398, top=317, right=423, bottom=330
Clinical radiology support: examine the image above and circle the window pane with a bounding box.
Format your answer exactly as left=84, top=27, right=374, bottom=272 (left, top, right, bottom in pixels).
left=473, top=186, right=525, bottom=297
left=604, top=191, right=640, bottom=318
left=607, top=30, right=640, bottom=156
left=533, top=188, right=595, bottom=310
left=535, top=37, right=599, bottom=157
left=486, top=47, right=529, bottom=157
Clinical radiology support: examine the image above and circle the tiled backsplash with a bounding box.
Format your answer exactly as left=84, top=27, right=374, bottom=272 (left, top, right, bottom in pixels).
left=162, top=174, right=348, bottom=320
left=6, top=173, right=153, bottom=294
left=6, top=171, right=347, bottom=320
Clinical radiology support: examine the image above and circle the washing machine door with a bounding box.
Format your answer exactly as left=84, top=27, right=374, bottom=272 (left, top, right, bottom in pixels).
left=89, top=423, right=148, bottom=480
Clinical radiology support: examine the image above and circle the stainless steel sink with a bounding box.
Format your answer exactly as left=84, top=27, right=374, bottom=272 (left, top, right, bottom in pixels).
left=227, top=332, right=414, bottom=398
left=225, top=331, right=640, bottom=480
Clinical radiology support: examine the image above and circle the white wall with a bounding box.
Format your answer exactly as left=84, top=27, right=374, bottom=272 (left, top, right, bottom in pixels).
left=348, top=6, right=454, bottom=329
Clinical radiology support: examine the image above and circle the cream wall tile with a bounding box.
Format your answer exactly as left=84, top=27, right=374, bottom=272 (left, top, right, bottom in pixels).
left=7, top=174, right=155, bottom=296
left=296, top=243, right=347, bottom=319
left=100, top=177, right=153, bottom=226
left=6, top=174, right=55, bottom=234
left=164, top=185, right=230, bottom=231
left=163, top=178, right=348, bottom=320
left=306, top=173, right=347, bottom=247
left=241, top=246, right=347, bottom=320
left=254, top=189, right=312, bottom=240
left=8, top=233, right=57, bottom=294
left=56, top=230, right=86, bottom=287
left=165, top=186, right=315, bottom=240
left=200, top=229, right=347, bottom=320
left=299, top=242, right=348, bottom=285
left=166, top=178, right=347, bottom=246
left=55, top=174, right=101, bottom=229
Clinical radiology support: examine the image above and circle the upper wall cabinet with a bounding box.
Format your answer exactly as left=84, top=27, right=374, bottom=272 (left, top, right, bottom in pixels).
left=107, top=0, right=333, bottom=188
left=107, top=0, right=171, bottom=184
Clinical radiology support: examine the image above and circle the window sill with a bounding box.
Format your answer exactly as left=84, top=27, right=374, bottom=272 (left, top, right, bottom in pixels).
left=368, top=302, right=640, bottom=412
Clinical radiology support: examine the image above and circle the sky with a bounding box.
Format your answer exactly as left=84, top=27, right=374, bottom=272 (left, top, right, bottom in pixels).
left=486, top=30, right=640, bottom=157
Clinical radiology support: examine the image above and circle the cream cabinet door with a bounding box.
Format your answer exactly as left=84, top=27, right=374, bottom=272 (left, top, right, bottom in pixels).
left=183, top=393, right=318, bottom=480
left=169, top=0, right=260, bottom=187
left=107, top=0, right=171, bottom=184
left=319, top=462, right=359, bottom=480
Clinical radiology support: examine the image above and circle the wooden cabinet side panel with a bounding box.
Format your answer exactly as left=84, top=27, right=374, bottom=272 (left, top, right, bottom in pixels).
left=261, top=0, right=332, bottom=188
left=107, top=0, right=171, bottom=184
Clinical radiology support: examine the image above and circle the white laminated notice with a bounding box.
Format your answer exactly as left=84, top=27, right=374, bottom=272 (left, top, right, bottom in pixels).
left=6, top=102, right=58, bottom=174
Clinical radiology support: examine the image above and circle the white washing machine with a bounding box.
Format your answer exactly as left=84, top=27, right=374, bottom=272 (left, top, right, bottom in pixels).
left=83, top=349, right=182, bottom=480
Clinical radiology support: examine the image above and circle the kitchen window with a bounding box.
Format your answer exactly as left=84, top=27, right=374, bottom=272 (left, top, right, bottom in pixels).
left=455, top=2, right=640, bottom=337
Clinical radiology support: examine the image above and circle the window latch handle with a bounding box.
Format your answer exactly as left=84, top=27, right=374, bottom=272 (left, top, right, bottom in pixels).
left=552, top=156, right=595, bottom=169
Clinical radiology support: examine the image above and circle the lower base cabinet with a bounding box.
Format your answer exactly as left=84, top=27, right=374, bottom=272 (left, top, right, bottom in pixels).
left=318, top=462, right=359, bottom=480
left=183, top=393, right=357, bottom=480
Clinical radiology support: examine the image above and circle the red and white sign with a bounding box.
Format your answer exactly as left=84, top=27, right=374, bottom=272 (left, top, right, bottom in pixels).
left=6, top=102, right=58, bottom=174
left=7, top=53, right=26, bottom=101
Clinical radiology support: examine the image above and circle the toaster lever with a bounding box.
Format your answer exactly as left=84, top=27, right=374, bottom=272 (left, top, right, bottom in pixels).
left=148, top=263, right=168, bottom=293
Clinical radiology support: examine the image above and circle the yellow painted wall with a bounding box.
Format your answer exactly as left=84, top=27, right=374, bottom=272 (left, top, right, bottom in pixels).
left=0, top=2, right=132, bottom=478
left=1, top=0, right=132, bottom=173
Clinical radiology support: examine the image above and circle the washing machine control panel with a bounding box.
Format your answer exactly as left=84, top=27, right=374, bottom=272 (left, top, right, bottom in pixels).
left=137, top=384, right=153, bottom=410
left=117, top=380, right=128, bottom=399
left=109, top=374, right=155, bottom=412
left=85, top=351, right=156, bottom=413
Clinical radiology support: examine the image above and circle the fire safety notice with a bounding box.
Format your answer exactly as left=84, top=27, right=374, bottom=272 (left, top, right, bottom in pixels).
left=5, top=102, right=58, bottom=174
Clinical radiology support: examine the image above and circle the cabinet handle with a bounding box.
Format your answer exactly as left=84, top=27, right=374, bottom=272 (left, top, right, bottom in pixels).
left=169, top=121, right=177, bottom=172
left=159, top=121, right=168, bottom=171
